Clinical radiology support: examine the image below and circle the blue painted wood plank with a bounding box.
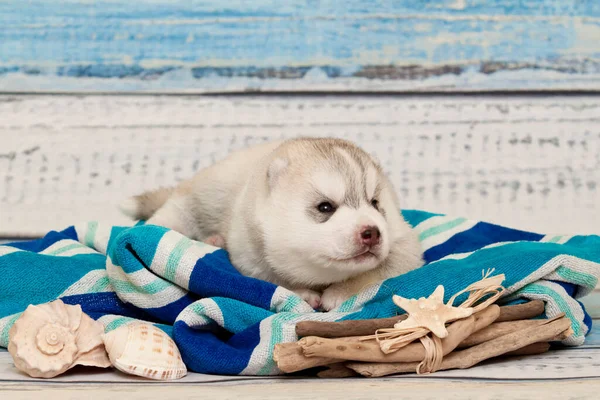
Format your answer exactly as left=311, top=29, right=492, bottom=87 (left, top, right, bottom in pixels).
left=584, top=323, right=600, bottom=347
left=0, top=0, right=599, bottom=92
left=582, top=290, right=600, bottom=320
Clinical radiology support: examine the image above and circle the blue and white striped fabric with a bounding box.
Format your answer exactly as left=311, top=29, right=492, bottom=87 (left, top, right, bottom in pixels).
left=0, top=210, right=598, bottom=375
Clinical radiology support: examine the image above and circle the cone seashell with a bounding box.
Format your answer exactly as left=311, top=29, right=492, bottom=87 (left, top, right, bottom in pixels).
left=8, top=299, right=111, bottom=378
left=102, top=322, right=187, bottom=380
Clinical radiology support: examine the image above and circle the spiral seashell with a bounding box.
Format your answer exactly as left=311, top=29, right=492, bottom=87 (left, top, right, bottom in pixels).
left=36, top=323, right=71, bottom=355
left=103, top=322, right=187, bottom=380
left=8, top=300, right=111, bottom=378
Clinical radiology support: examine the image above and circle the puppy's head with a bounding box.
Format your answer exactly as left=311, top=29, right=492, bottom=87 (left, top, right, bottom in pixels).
left=259, top=139, right=408, bottom=286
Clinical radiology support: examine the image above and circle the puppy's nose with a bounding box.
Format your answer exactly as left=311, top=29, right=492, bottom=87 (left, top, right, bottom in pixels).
left=360, top=226, right=380, bottom=246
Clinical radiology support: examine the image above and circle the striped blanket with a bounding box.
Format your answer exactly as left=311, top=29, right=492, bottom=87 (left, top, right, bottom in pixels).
left=0, top=210, right=598, bottom=375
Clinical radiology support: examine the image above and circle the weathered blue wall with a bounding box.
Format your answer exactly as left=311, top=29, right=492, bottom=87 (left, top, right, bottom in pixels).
left=1, top=0, right=599, bottom=92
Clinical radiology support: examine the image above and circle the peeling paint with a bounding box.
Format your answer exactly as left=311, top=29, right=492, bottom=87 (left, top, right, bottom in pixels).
left=0, top=1, right=599, bottom=92
left=1, top=95, right=599, bottom=235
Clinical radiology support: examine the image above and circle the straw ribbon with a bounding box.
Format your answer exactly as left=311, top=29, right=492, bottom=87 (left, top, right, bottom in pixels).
left=360, top=269, right=506, bottom=374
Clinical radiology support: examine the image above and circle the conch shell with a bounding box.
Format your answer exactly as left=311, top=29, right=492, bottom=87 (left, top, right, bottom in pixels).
left=102, top=322, right=187, bottom=380
left=8, top=299, right=111, bottom=378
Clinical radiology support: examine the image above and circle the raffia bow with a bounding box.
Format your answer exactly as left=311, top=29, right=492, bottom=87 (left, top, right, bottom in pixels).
left=359, top=268, right=506, bottom=374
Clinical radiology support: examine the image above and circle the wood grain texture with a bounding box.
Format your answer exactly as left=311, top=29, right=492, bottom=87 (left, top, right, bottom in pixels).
left=1, top=345, right=600, bottom=382
left=1, top=380, right=600, bottom=400
left=0, top=323, right=598, bottom=395
left=1, top=1, right=600, bottom=92
left=1, top=95, right=599, bottom=237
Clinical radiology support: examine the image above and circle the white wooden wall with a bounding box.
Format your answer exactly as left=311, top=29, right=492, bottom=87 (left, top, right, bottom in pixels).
left=1, top=95, right=599, bottom=237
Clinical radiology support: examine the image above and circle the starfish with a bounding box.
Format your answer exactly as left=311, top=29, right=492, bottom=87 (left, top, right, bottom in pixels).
left=392, top=285, right=474, bottom=338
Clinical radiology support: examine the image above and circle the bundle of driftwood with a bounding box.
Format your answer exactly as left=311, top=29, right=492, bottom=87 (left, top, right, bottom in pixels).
left=274, top=275, right=573, bottom=378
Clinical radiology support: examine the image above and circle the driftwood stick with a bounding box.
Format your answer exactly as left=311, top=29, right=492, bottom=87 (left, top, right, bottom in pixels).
left=294, top=300, right=537, bottom=339
left=458, top=319, right=541, bottom=348
left=296, top=315, right=407, bottom=338
left=504, top=342, right=551, bottom=357
left=444, top=320, right=570, bottom=368
left=299, top=316, right=477, bottom=363
left=273, top=336, right=365, bottom=373
left=273, top=341, right=340, bottom=373
left=497, top=300, right=545, bottom=322
left=343, top=342, right=550, bottom=378
left=316, top=363, right=359, bottom=378
left=275, top=305, right=499, bottom=372
left=503, top=328, right=571, bottom=357
left=347, top=315, right=571, bottom=377
left=472, top=304, right=501, bottom=330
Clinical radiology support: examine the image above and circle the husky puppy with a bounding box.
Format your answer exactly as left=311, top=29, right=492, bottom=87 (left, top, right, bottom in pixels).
left=121, top=138, right=423, bottom=310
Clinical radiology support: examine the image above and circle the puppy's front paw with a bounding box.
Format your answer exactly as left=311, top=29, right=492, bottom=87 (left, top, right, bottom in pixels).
left=203, top=234, right=225, bottom=248
left=292, top=289, right=322, bottom=309
left=320, top=285, right=353, bottom=311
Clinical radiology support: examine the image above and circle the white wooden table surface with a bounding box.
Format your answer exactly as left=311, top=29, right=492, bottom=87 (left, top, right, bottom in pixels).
left=1, top=323, right=600, bottom=399
left=1, top=317, right=600, bottom=399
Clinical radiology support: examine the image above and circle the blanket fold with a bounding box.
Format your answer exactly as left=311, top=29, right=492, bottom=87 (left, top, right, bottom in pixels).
left=0, top=210, right=598, bottom=375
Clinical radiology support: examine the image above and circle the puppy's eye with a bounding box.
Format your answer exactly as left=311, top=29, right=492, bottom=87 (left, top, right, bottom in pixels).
left=371, top=199, right=379, bottom=210
left=317, top=202, right=335, bottom=213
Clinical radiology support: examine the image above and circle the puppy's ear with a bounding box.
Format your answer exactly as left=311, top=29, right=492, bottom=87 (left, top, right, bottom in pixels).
left=267, top=158, right=289, bottom=190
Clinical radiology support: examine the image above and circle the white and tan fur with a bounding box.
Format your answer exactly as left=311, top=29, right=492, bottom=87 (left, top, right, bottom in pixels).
left=121, top=138, right=424, bottom=310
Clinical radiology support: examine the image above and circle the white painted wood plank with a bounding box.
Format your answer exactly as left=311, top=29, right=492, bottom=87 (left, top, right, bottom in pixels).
left=412, top=348, right=600, bottom=380
left=1, top=347, right=599, bottom=383
left=0, top=352, right=268, bottom=384
left=1, top=380, right=600, bottom=400
left=1, top=95, right=599, bottom=237
left=1, top=323, right=598, bottom=395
